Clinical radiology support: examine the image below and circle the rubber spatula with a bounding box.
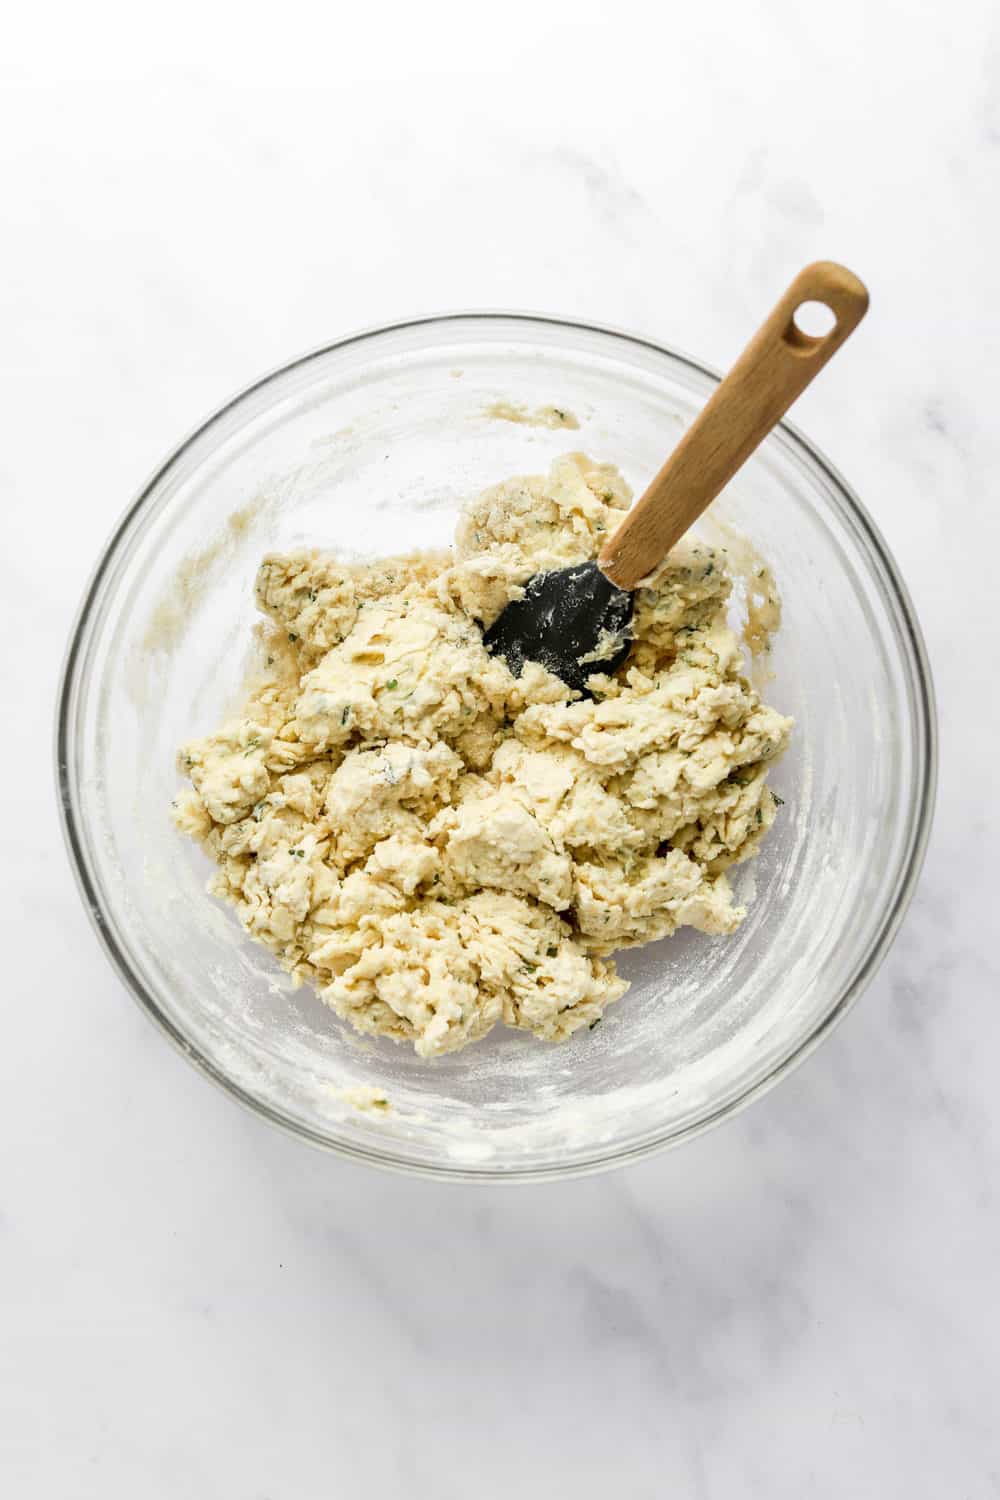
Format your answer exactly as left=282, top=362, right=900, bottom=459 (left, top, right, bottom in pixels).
left=483, top=262, right=869, bottom=692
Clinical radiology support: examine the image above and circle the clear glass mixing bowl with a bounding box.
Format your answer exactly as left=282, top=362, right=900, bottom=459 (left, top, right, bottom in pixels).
left=57, top=315, right=936, bottom=1180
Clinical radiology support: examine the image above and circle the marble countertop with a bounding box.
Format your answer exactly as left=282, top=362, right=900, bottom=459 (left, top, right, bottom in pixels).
left=3, top=5, right=998, bottom=1494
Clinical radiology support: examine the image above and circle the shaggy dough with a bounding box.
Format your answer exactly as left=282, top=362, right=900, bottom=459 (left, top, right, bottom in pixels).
left=173, top=454, right=792, bottom=1058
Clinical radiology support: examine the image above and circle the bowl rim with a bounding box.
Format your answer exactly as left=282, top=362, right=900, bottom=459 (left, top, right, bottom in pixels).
left=55, top=310, right=939, bottom=1182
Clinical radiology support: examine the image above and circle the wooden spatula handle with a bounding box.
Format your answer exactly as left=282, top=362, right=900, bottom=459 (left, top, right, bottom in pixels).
left=598, top=261, right=869, bottom=590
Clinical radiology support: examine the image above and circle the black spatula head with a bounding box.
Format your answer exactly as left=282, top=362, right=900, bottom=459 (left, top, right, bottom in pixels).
left=482, top=560, right=634, bottom=695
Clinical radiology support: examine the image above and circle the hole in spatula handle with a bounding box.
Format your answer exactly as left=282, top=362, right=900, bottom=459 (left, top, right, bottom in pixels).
left=784, top=298, right=838, bottom=352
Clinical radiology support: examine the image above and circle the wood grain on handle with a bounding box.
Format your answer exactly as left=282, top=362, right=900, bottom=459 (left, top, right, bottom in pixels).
left=598, top=261, right=869, bottom=590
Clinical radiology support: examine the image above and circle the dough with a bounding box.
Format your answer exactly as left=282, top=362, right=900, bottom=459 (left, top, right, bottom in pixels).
left=173, top=454, right=792, bottom=1058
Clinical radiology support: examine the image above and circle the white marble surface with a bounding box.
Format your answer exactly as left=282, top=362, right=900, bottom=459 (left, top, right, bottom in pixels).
left=3, top=5, right=999, bottom=1494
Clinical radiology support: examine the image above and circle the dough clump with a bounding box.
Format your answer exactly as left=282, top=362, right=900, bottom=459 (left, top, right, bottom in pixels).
left=174, top=455, right=792, bottom=1057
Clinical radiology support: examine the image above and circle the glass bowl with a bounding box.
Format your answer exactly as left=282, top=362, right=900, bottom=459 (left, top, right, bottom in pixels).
left=56, top=315, right=936, bottom=1181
